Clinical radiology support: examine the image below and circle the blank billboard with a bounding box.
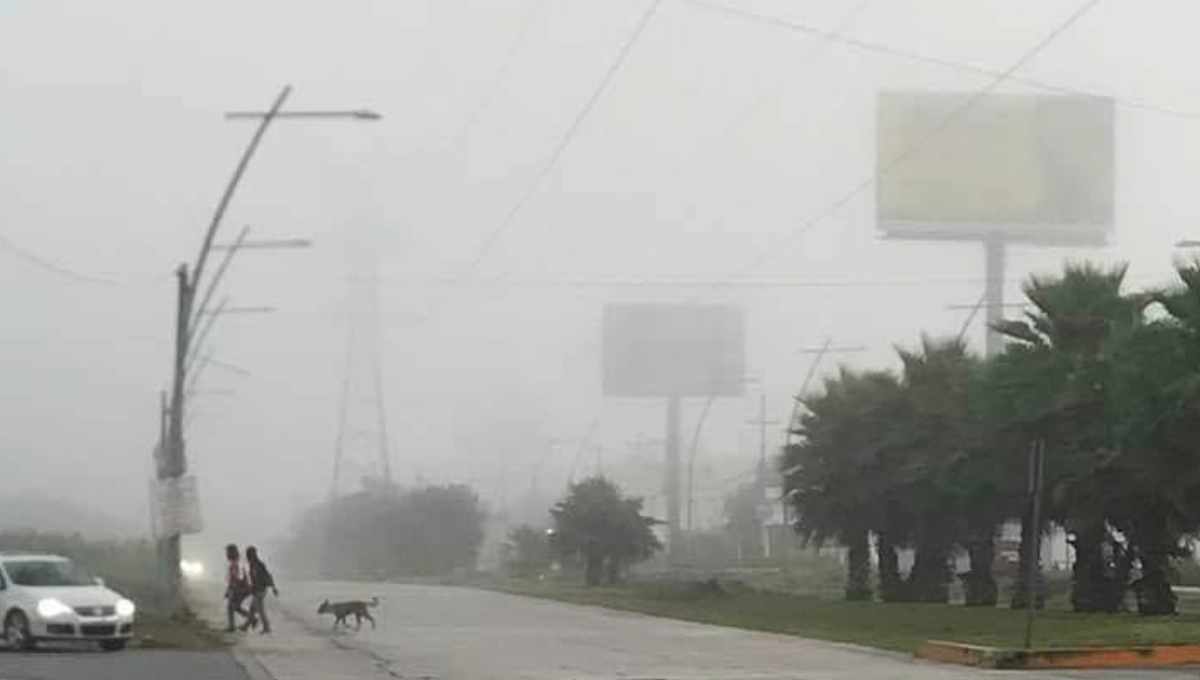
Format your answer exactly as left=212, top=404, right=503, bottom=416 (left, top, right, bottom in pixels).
left=603, top=305, right=745, bottom=398
left=876, top=92, right=1114, bottom=245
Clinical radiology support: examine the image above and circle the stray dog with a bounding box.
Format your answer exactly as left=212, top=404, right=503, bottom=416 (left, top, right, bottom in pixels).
left=317, top=597, right=379, bottom=630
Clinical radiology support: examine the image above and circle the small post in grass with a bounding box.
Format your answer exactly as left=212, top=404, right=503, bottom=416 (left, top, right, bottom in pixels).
left=1023, top=439, right=1046, bottom=650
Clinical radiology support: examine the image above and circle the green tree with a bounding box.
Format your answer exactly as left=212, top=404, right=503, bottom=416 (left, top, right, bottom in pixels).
left=550, top=477, right=661, bottom=586
left=1103, top=262, right=1200, bottom=614
left=994, top=263, right=1146, bottom=612
left=892, top=337, right=982, bottom=604
left=504, top=525, right=551, bottom=578
left=784, top=368, right=909, bottom=600
left=281, top=480, right=486, bottom=579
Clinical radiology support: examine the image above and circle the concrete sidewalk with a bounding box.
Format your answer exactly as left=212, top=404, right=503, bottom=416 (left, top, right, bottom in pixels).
left=188, top=586, right=391, bottom=680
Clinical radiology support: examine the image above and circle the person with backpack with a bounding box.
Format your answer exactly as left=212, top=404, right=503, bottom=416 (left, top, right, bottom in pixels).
left=224, top=543, right=251, bottom=633
left=241, top=545, right=278, bottom=634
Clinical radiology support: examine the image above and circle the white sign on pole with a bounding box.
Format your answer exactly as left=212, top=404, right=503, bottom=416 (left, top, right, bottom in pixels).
left=150, top=475, right=203, bottom=538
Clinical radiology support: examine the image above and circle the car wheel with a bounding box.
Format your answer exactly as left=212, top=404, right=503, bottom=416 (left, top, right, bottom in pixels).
left=98, top=639, right=127, bottom=652
left=4, top=611, right=36, bottom=651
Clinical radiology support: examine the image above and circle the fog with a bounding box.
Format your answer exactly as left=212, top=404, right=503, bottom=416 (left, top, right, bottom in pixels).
left=2, top=0, right=1199, bottom=546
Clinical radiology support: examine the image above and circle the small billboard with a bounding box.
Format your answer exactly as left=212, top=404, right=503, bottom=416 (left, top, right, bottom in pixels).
left=876, top=91, right=1114, bottom=245
left=602, top=304, right=745, bottom=398
left=150, top=475, right=203, bottom=538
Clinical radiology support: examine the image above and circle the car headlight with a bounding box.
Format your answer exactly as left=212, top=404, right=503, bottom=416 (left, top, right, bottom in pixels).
left=115, top=599, right=136, bottom=618
left=180, top=559, right=206, bottom=580
left=36, top=598, right=73, bottom=619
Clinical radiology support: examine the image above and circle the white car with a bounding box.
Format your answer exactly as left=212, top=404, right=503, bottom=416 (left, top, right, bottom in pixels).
left=0, top=553, right=136, bottom=651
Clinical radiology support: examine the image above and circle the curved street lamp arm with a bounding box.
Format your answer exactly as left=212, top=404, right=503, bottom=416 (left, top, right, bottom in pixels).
left=186, top=296, right=229, bottom=374
left=786, top=337, right=834, bottom=447
left=192, top=224, right=250, bottom=331
left=192, top=85, right=291, bottom=288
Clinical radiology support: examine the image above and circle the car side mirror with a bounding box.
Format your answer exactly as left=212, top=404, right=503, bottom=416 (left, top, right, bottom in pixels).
left=94, top=577, right=106, bottom=587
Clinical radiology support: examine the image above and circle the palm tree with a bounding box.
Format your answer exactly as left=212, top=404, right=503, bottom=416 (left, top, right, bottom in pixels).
left=993, top=263, right=1146, bottom=612
left=890, top=337, right=986, bottom=603
left=1104, top=261, right=1200, bottom=615
left=784, top=368, right=908, bottom=600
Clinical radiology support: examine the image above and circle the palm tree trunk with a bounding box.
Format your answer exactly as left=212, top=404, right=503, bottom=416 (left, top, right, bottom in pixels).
left=1070, top=525, right=1113, bottom=612
left=875, top=532, right=904, bottom=602
left=907, top=537, right=953, bottom=603
left=584, top=550, right=604, bottom=587
left=1010, top=512, right=1045, bottom=609
left=1131, top=508, right=1177, bottom=616
left=962, top=529, right=998, bottom=607
left=605, top=556, right=622, bottom=585
left=844, top=531, right=872, bottom=601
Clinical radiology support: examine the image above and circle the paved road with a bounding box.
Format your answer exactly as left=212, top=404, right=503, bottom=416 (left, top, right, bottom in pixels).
left=0, top=649, right=249, bottom=680
left=260, top=582, right=1200, bottom=680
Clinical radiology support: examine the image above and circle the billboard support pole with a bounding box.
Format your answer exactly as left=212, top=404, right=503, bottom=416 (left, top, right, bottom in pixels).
left=984, top=236, right=1007, bottom=358
left=665, top=395, right=682, bottom=562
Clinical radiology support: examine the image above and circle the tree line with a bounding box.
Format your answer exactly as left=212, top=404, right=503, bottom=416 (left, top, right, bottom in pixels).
left=282, top=479, right=486, bottom=580
left=784, top=261, right=1200, bottom=616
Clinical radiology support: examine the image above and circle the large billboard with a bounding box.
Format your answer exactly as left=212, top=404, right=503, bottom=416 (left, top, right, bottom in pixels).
left=603, top=304, right=745, bottom=398
left=876, top=92, right=1115, bottom=245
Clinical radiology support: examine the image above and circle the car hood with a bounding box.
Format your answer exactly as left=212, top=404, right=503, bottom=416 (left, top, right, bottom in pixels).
left=20, top=585, right=124, bottom=605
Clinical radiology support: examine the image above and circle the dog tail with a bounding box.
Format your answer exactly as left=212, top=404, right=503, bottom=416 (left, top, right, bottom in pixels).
left=369, top=597, right=380, bottom=607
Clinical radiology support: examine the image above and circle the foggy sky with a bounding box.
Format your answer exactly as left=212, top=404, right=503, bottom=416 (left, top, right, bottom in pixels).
left=4, top=0, right=1200, bottom=542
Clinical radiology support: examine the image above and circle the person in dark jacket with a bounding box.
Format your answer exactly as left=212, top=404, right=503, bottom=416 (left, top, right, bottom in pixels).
left=224, top=544, right=250, bottom=633
left=241, top=546, right=279, bottom=633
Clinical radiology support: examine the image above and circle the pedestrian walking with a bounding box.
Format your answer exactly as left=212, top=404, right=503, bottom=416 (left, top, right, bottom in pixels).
left=224, top=544, right=251, bottom=633
left=241, top=545, right=278, bottom=634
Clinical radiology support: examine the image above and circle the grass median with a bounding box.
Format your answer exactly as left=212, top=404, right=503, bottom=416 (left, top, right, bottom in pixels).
left=496, top=578, right=1200, bottom=653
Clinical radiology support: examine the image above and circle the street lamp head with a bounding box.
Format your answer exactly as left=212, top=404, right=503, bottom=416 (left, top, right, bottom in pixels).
left=224, top=109, right=383, bottom=122
left=210, top=238, right=313, bottom=251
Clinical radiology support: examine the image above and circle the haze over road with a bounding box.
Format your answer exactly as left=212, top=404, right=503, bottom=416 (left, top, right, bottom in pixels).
left=243, top=583, right=1194, bottom=680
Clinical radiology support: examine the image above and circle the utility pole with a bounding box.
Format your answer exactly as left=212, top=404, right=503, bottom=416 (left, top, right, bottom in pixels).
left=983, top=236, right=1007, bottom=358
left=1023, top=439, right=1047, bottom=649
left=665, top=396, right=682, bottom=562
left=155, top=86, right=377, bottom=609
left=746, top=393, right=779, bottom=559
left=160, top=265, right=194, bottom=606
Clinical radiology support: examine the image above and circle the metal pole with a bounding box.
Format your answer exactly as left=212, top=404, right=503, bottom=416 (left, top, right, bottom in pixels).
left=192, top=86, right=292, bottom=286
left=956, top=292, right=989, bottom=346
left=984, top=237, right=1007, bottom=358
left=158, top=87, right=291, bottom=609
left=191, top=225, right=250, bottom=329
left=1023, top=439, right=1046, bottom=649
left=185, top=296, right=229, bottom=373
left=665, top=396, right=682, bottom=561
left=757, top=393, right=770, bottom=559
left=686, top=393, right=718, bottom=532
left=160, top=264, right=193, bottom=608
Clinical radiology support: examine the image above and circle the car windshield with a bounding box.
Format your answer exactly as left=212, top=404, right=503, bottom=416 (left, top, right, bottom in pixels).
left=4, top=560, right=95, bottom=587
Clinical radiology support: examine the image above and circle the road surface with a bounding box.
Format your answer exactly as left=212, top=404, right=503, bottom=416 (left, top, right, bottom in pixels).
left=0, top=649, right=249, bottom=680
left=244, top=582, right=1199, bottom=680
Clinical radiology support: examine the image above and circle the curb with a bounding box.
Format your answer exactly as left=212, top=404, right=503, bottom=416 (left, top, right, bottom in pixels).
left=916, top=639, right=1200, bottom=670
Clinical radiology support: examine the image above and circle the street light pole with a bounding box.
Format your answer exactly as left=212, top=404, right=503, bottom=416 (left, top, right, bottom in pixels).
left=158, top=85, right=379, bottom=608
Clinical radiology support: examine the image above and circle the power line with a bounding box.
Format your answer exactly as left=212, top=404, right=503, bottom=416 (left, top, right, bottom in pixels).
left=706, top=0, right=1109, bottom=284
left=458, top=0, right=665, bottom=277
left=681, top=0, right=1200, bottom=124
left=351, top=273, right=1047, bottom=289
left=0, top=230, right=167, bottom=286
left=450, top=0, right=549, bottom=151
left=665, top=0, right=880, bottom=184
